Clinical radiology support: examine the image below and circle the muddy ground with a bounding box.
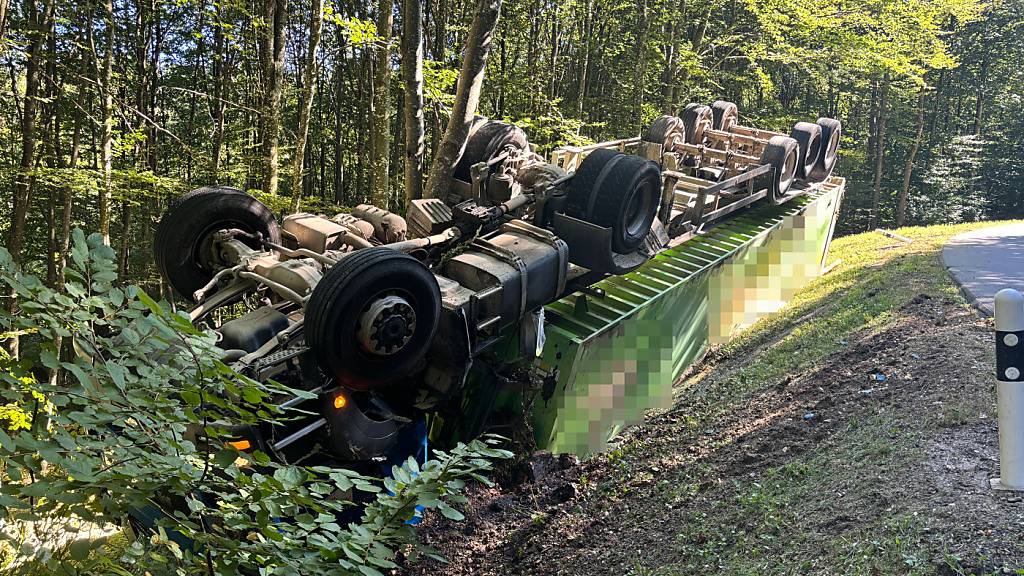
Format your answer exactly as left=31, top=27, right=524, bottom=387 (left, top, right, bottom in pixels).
left=407, top=224, right=1024, bottom=576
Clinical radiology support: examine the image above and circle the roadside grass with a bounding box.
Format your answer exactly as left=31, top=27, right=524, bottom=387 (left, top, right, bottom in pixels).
left=628, top=221, right=1021, bottom=575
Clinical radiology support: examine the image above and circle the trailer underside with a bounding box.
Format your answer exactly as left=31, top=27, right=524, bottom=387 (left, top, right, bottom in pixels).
left=527, top=177, right=845, bottom=454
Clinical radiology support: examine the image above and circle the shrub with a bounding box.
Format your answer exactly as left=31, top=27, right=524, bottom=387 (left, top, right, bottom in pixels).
left=0, top=230, right=510, bottom=575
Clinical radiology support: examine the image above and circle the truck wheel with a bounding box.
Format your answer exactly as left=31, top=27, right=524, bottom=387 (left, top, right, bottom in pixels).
left=711, top=100, right=739, bottom=131
left=154, top=186, right=280, bottom=301
left=755, top=136, right=800, bottom=204
left=681, top=104, right=713, bottom=144
left=452, top=119, right=529, bottom=182
left=306, top=248, right=441, bottom=391
left=789, top=121, right=823, bottom=180
left=642, top=115, right=685, bottom=151
left=807, top=118, right=842, bottom=182
left=565, top=148, right=662, bottom=254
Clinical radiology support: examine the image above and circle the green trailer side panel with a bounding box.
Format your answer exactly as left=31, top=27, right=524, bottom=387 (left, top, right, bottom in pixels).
left=532, top=178, right=845, bottom=455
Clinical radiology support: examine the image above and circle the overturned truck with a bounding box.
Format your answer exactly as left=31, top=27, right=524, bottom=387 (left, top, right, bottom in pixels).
left=153, top=102, right=842, bottom=469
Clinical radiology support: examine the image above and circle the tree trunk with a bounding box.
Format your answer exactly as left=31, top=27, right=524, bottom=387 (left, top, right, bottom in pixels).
left=44, top=19, right=59, bottom=287
left=290, top=0, right=325, bottom=212
left=262, top=0, right=287, bottom=196
left=210, top=1, right=228, bottom=179
left=576, top=0, right=592, bottom=118
left=60, top=85, right=83, bottom=286
left=369, top=0, right=394, bottom=208
left=4, top=0, right=55, bottom=358
left=896, top=88, right=925, bottom=227
left=661, top=10, right=679, bottom=114
left=0, top=0, right=9, bottom=45
left=866, top=79, right=878, bottom=168
left=526, top=0, right=538, bottom=112
left=926, top=68, right=946, bottom=151
left=432, top=0, right=446, bottom=62
left=632, top=0, right=650, bottom=130
left=869, top=73, right=889, bottom=230
left=99, top=0, right=115, bottom=245
left=547, top=9, right=559, bottom=99
left=334, top=35, right=347, bottom=204
left=423, top=0, right=502, bottom=200
left=118, top=201, right=133, bottom=276
left=402, top=0, right=425, bottom=206
left=59, top=8, right=90, bottom=287
left=973, top=51, right=989, bottom=136
left=8, top=0, right=56, bottom=265
left=356, top=44, right=368, bottom=198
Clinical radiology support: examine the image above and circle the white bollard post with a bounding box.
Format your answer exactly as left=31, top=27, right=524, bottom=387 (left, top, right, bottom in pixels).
left=992, top=288, right=1024, bottom=491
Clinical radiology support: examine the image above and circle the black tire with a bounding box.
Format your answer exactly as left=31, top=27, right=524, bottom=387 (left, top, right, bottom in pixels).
left=807, top=117, right=841, bottom=183
left=306, top=248, right=441, bottom=391
left=711, top=100, right=739, bottom=131
left=452, top=119, right=529, bottom=182
left=755, top=136, right=800, bottom=204
left=154, top=186, right=280, bottom=301
left=565, top=148, right=662, bottom=254
left=642, top=115, right=685, bottom=150
left=681, top=102, right=701, bottom=115
left=681, top=104, right=713, bottom=144
left=789, top=121, right=823, bottom=180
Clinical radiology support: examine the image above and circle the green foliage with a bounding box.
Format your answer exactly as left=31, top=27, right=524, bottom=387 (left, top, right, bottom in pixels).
left=508, top=114, right=592, bottom=153
left=0, top=231, right=511, bottom=574
left=327, top=12, right=381, bottom=47
left=424, top=60, right=459, bottom=109
left=743, top=0, right=982, bottom=81
left=248, top=188, right=341, bottom=218
left=1, top=0, right=1021, bottom=295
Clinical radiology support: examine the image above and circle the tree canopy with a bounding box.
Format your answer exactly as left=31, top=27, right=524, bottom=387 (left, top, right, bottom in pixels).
left=0, top=0, right=1020, bottom=288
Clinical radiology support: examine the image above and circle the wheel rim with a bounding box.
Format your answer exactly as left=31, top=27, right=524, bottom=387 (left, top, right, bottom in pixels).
left=693, top=114, right=711, bottom=143
left=355, top=292, right=418, bottom=356
left=807, top=133, right=822, bottom=165
left=826, top=130, right=840, bottom=161
left=780, top=148, right=798, bottom=194
left=784, top=149, right=797, bottom=181
left=721, top=110, right=737, bottom=131
left=623, top=181, right=655, bottom=238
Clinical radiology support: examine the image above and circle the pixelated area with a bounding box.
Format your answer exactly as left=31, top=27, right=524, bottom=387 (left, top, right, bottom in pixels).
left=534, top=185, right=842, bottom=455
left=711, top=196, right=834, bottom=344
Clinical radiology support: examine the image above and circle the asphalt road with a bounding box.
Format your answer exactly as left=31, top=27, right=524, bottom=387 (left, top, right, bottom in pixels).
left=943, top=223, right=1024, bottom=315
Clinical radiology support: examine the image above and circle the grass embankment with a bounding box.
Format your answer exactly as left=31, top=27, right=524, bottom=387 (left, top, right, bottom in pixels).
left=417, top=221, right=1024, bottom=576
left=645, top=222, right=1019, bottom=575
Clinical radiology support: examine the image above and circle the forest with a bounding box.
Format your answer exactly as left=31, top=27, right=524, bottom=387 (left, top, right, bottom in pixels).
left=0, top=0, right=1020, bottom=291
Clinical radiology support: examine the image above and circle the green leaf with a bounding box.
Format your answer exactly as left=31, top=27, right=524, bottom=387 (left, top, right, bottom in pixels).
left=39, top=348, right=60, bottom=370
left=107, top=362, right=126, bottom=390
left=405, top=455, right=420, bottom=474
left=70, top=229, right=88, bottom=269
left=0, top=427, right=15, bottom=452
left=68, top=538, right=95, bottom=561
left=135, top=289, right=162, bottom=314
left=274, top=466, right=306, bottom=490
left=241, top=386, right=263, bottom=404
left=180, top=390, right=201, bottom=406
left=63, top=362, right=94, bottom=390
left=214, top=449, right=238, bottom=468
left=437, top=503, right=465, bottom=521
